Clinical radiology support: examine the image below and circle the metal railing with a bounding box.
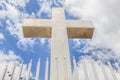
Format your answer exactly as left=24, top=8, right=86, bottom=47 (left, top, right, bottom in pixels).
left=1, top=57, right=120, bottom=80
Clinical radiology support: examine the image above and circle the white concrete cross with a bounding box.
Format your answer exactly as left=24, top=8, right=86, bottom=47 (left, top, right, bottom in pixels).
left=22, top=8, right=94, bottom=80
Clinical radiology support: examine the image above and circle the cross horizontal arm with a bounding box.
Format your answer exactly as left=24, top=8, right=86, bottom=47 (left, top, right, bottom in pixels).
left=66, top=20, right=94, bottom=38
left=23, top=19, right=52, bottom=27
left=22, top=19, right=52, bottom=38
left=66, top=20, right=94, bottom=28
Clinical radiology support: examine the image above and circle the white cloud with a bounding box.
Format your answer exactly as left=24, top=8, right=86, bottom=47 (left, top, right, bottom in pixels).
left=0, top=0, right=51, bottom=51
left=65, top=0, right=120, bottom=55
left=37, top=0, right=66, bottom=18
left=0, top=1, right=20, bottom=20
left=72, top=39, right=119, bottom=61
left=0, top=33, right=4, bottom=40
left=40, top=38, right=46, bottom=45
left=0, top=1, right=30, bottom=39
left=6, top=0, right=29, bottom=8
left=0, top=1, right=38, bottom=51
left=0, top=50, right=33, bottom=79
left=17, top=38, right=35, bottom=51
left=0, top=33, right=4, bottom=44
left=0, top=50, right=21, bottom=63
left=37, top=0, right=52, bottom=18
left=0, top=0, right=29, bottom=9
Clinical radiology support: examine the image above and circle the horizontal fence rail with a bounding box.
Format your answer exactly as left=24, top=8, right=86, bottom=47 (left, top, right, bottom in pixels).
left=0, top=57, right=120, bottom=80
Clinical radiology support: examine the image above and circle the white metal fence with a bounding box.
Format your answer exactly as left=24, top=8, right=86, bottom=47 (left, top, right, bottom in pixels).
left=0, top=57, right=120, bottom=80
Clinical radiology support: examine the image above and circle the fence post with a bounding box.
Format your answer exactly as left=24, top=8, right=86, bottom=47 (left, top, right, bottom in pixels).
left=45, top=58, right=49, bottom=80
left=26, top=59, right=32, bottom=80
left=1, top=64, right=8, bottom=80
left=90, top=58, right=99, bottom=80
left=82, top=59, right=89, bottom=80
left=17, top=63, right=23, bottom=80
left=10, top=63, right=16, bottom=80
left=73, top=56, right=79, bottom=80
left=35, top=58, right=41, bottom=80
left=100, top=61, right=108, bottom=80
left=108, top=61, right=117, bottom=80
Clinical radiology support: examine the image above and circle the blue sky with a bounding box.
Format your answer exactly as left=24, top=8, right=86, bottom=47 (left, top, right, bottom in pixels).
left=0, top=0, right=120, bottom=80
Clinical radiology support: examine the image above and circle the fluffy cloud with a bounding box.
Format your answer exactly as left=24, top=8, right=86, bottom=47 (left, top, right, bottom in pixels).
left=65, top=0, right=120, bottom=55
left=0, top=50, right=21, bottom=62
left=72, top=39, right=119, bottom=61
left=0, top=0, right=37, bottom=51
left=36, top=0, right=66, bottom=18
left=0, top=1, right=31, bottom=39
left=0, top=50, right=33, bottom=79
left=0, top=33, right=4, bottom=44
left=17, top=38, right=35, bottom=51
left=0, top=33, right=4, bottom=40
left=5, top=0, right=29, bottom=8
left=37, top=0, right=52, bottom=18
left=0, top=0, right=51, bottom=51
